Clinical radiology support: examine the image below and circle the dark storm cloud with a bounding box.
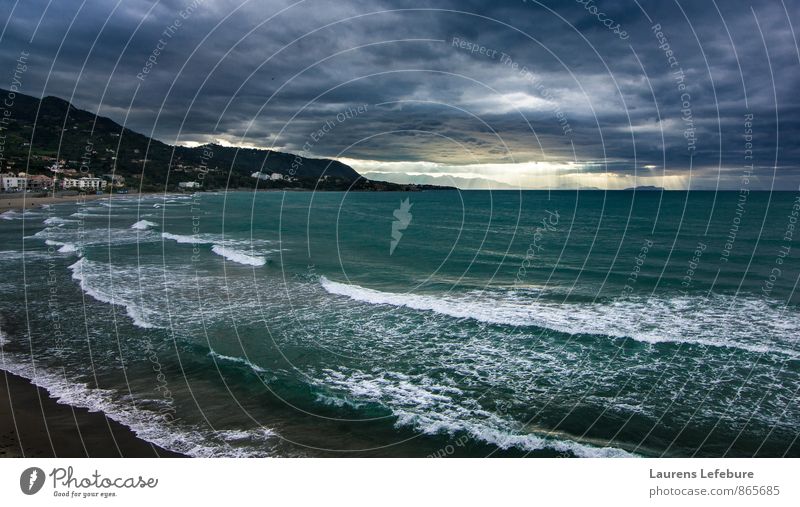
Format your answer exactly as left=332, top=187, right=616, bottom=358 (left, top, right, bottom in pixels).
left=1, top=0, right=798, bottom=188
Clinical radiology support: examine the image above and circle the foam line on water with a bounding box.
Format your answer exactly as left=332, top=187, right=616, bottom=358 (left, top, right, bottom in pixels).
left=319, top=277, right=799, bottom=357
left=210, top=245, right=266, bottom=267
left=43, top=216, right=77, bottom=225
left=1, top=250, right=59, bottom=261
left=208, top=350, right=267, bottom=373
left=162, top=230, right=275, bottom=248
left=35, top=226, right=159, bottom=247
left=0, top=210, right=43, bottom=220
left=67, top=258, right=157, bottom=329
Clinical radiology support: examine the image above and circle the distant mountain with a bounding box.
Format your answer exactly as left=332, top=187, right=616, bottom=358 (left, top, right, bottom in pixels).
left=362, top=172, right=518, bottom=190
left=0, top=89, right=451, bottom=192
left=622, top=185, right=665, bottom=191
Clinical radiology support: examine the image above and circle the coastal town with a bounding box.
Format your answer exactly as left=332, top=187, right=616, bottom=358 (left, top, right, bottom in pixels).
left=1, top=161, right=126, bottom=193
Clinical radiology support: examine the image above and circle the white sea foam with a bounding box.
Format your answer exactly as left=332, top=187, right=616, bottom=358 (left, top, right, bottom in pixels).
left=0, top=250, right=56, bottom=261
left=131, top=219, right=158, bottom=230
left=45, top=239, right=79, bottom=254
left=320, top=277, right=800, bottom=358
left=0, top=329, right=8, bottom=347
left=43, top=216, right=77, bottom=226
left=314, top=393, right=366, bottom=409
left=210, top=245, right=266, bottom=267
left=314, top=367, right=633, bottom=458
left=61, top=255, right=269, bottom=332
left=161, top=232, right=210, bottom=244
left=67, top=258, right=156, bottom=329
left=0, top=357, right=280, bottom=457
left=208, top=350, right=266, bottom=373
left=214, top=428, right=277, bottom=441
left=70, top=211, right=120, bottom=218
left=162, top=231, right=273, bottom=248
left=162, top=232, right=268, bottom=266
left=36, top=226, right=158, bottom=247
left=1, top=209, right=45, bottom=220
left=321, top=276, right=481, bottom=320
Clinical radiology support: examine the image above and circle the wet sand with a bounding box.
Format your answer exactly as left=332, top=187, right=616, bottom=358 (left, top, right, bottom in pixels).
left=0, top=371, right=184, bottom=458
left=0, top=192, right=153, bottom=212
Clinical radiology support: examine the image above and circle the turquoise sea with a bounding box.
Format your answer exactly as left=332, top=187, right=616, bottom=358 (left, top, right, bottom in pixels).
left=0, top=190, right=798, bottom=457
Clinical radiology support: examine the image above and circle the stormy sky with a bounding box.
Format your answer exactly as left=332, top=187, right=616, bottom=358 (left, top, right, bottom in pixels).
left=1, top=0, right=798, bottom=189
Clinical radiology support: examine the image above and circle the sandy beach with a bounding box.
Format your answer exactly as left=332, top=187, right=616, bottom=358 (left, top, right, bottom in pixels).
left=0, top=192, right=153, bottom=212
left=0, top=371, right=183, bottom=458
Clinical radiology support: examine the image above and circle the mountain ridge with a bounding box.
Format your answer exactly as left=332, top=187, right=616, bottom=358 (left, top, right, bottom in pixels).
left=0, top=89, right=451, bottom=192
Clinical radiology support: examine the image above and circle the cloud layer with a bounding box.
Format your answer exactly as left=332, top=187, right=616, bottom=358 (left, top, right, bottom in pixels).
left=1, top=0, right=798, bottom=189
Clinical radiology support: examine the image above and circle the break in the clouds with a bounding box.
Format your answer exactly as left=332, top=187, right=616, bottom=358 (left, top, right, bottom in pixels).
left=1, top=0, right=799, bottom=189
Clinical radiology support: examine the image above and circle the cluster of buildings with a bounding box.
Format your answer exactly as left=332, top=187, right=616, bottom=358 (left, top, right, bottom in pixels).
left=1, top=168, right=127, bottom=192
left=1, top=173, right=54, bottom=191
left=251, top=171, right=285, bottom=181
left=250, top=171, right=297, bottom=182
left=60, top=176, right=108, bottom=191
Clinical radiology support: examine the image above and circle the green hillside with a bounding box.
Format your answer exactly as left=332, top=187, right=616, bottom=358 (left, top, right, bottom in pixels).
left=0, top=89, right=448, bottom=192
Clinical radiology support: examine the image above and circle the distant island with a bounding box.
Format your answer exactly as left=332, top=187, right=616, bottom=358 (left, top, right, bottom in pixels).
left=0, top=89, right=453, bottom=193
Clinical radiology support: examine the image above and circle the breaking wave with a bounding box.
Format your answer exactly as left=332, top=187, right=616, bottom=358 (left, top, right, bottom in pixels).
left=320, top=277, right=799, bottom=358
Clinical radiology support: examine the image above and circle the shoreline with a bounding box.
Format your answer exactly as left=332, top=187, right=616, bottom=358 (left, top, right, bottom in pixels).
left=0, top=370, right=185, bottom=458
left=0, top=191, right=158, bottom=213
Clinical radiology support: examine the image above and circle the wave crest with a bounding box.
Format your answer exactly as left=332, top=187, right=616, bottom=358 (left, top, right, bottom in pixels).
left=319, top=277, right=799, bottom=357
left=131, top=219, right=158, bottom=230
left=210, top=245, right=265, bottom=267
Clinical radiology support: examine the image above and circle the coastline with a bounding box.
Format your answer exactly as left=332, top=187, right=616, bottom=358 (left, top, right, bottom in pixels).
left=0, top=189, right=426, bottom=213
left=0, top=370, right=184, bottom=458
left=0, top=189, right=358, bottom=213
left=0, top=191, right=155, bottom=212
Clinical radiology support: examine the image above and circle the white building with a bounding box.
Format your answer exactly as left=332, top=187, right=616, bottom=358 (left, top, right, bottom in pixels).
left=62, top=177, right=107, bottom=191
left=178, top=181, right=201, bottom=189
left=1, top=173, right=26, bottom=191
left=251, top=171, right=284, bottom=181
left=1, top=173, right=54, bottom=191
left=79, top=177, right=107, bottom=191
left=0, top=173, right=22, bottom=192
left=61, top=178, right=80, bottom=189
